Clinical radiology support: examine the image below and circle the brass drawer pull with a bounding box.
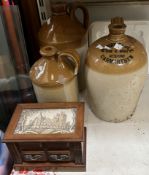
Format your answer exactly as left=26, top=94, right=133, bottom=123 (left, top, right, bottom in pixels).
left=49, top=154, right=70, bottom=162
left=24, top=154, right=42, bottom=161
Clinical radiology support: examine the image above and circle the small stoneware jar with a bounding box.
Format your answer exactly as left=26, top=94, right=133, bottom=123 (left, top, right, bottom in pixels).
left=85, top=17, right=148, bottom=122
left=30, top=46, right=80, bottom=102
left=38, top=2, right=89, bottom=90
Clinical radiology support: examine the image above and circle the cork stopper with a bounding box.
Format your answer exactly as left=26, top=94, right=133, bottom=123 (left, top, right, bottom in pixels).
left=108, top=17, right=126, bottom=35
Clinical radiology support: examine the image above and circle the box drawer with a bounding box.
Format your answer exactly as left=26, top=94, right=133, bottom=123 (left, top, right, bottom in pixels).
left=18, top=143, right=43, bottom=151
left=21, top=151, right=47, bottom=162
left=48, top=150, right=72, bottom=162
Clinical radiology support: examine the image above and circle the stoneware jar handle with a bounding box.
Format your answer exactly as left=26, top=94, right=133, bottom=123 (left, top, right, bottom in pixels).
left=58, top=49, right=80, bottom=75
left=70, top=3, right=89, bottom=29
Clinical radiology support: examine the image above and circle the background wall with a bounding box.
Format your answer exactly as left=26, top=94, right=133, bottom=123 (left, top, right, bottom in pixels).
left=85, top=3, right=149, bottom=22
left=51, top=0, right=149, bottom=22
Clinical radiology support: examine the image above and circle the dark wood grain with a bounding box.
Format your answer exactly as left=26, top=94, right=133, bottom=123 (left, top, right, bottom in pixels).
left=16, top=0, right=41, bottom=66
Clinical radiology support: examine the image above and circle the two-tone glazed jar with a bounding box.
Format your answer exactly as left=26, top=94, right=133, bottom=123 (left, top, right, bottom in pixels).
left=85, top=17, right=148, bottom=122
left=38, top=2, right=89, bottom=90
left=30, top=46, right=80, bottom=102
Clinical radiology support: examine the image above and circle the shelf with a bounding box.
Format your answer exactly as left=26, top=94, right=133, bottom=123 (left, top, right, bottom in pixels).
left=10, top=76, right=149, bottom=174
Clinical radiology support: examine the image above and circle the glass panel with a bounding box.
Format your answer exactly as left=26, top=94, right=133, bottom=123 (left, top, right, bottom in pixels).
left=0, top=6, right=36, bottom=131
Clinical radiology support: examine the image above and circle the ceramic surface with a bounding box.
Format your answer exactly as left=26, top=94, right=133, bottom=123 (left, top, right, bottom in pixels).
left=85, top=17, right=148, bottom=122
left=38, top=2, right=89, bottom=50
left=38, top=2, right=89, bottom=91
left=30, top=46, right=80, bottom=102
left=89, top=20, right=149, bottom=64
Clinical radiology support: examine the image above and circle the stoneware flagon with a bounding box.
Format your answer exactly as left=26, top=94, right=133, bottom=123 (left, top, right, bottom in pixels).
left=38, top=2, right=89, bottom=90
left=85, top=17, right=148, bottom=122
left=30, top=46, right=80, bottom=102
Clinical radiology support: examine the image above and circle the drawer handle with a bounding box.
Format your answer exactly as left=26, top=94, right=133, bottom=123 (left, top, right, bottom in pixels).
left=49, top=154, right=70, bottom=162
left=24, top=154, right=42, bottom=161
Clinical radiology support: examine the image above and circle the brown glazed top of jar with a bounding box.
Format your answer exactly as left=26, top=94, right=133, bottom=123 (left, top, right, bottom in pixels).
left=86, top=17, right=148, bottom=74
left=29, top=46, right=80, bottom=88
left=38, top=2, right=89, bottom=50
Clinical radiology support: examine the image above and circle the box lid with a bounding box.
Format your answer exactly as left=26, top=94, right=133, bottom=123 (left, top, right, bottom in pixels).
left=3, top=103, right=84, bottom=142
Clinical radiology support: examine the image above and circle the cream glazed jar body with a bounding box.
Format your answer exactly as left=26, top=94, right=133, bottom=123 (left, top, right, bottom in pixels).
left=85, top=17, right=148, bottom=122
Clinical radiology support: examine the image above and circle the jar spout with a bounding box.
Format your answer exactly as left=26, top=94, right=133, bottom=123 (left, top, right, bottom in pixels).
left=40, top=46, right=58, bottom=58
left=51, top=2, right=67, bottom=16
left=108, top=17, right=126, bottom=35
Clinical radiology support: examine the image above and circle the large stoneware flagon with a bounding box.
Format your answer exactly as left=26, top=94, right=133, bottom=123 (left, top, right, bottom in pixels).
left=85, top=17, right=148, bottom=122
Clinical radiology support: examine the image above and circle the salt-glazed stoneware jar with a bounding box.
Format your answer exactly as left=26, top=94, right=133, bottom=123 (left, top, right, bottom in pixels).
left=30, top=46, right=80, bottom=102
left=85, top=17, right=148, bottom=122
left=38, top=2, right=89, bottom=90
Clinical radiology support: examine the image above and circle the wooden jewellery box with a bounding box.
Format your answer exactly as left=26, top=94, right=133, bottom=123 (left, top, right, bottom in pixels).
left=3, top=102, right=86, bottom=171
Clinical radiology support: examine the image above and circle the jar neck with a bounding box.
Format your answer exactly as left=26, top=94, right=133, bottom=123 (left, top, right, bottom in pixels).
left=108, top=17, right=127, bottom=41
left=51, top=2, right=67, bottom=16
left=43, top=56, right=56, bottom=60
left=108, top=33, right=126, bottom=42
left=52, top=11, right=67, bottom=16
left=40, top=46, right=58, bottom=58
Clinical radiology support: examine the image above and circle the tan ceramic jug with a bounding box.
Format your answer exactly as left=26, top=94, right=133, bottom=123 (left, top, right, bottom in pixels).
left=85, top=17, right=148, bottom=122
left=38, top=2, right=89, bottom=90
left=30, top=46, right=80, bottom=102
